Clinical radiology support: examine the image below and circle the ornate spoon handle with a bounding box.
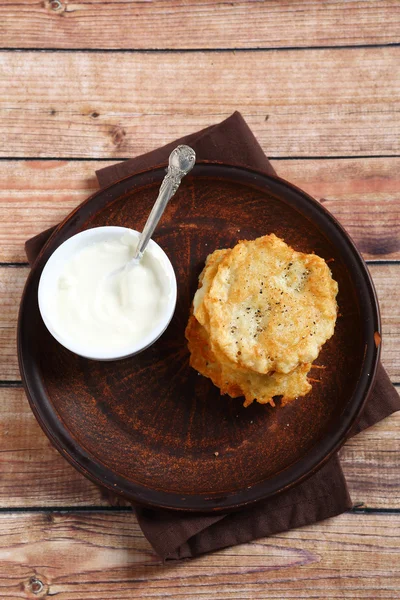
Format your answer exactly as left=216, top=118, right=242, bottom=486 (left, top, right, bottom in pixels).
left=133, top=145, right=196, bottom=260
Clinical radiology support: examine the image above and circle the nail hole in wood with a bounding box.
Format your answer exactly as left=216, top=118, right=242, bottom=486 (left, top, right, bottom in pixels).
left=51, top=0, right=62, bottom=10
left=30, top=577, right=43, bottom=594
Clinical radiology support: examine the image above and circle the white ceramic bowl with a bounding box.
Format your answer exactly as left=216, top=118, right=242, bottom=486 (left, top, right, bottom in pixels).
left=38, top=226, right=177, bottom=361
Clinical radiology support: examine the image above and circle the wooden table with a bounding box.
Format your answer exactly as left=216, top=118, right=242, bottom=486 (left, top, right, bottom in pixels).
left=1, top=1, right=399, bottom=597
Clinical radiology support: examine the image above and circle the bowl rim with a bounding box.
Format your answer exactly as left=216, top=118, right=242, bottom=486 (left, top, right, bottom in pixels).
left=37, top=226, right=177, bottom=361
left=18, top=161, right=381, bottom=513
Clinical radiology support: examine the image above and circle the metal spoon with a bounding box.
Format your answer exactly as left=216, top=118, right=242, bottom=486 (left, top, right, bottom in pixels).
left=109, top=145, right=195, bottom=283
left=133, top=144, right=196, bottom=262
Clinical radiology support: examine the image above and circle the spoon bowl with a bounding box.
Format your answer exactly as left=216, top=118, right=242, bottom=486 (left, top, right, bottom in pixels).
left=169, top=144, right=196, bottom=175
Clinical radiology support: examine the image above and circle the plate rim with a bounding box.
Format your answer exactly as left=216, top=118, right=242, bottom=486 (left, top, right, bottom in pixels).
left=18, top=161, right=381, bottom=512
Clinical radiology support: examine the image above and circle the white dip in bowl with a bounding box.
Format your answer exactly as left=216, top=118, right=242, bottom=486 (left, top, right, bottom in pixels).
left=38, top=226, right=177, bottom=360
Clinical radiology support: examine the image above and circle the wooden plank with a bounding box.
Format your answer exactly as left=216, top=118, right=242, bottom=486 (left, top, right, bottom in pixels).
left=1, top=263, right=398, bottom=381
left=338, top=403, right=400, bottom=509
left=0, top=47, right=399, bottom=158
left=1, top=157, right=399, bottom=263
left=0, top=512, right=399, bottom=598
left=0, top=0, right=399, bottom=50
left=0, top=329, right=19, bottom=381
left=0, top=268, right=26, bottom=381
left=0, top=159, right=107, bottom=263
left=372, top=264, right=400, bottom=383
left=0, top=386, right=398, bottom=509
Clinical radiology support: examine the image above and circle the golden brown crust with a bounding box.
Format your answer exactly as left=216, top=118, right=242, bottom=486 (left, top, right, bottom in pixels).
left=202, top=234, right=338, bottom=375
left=186, top=234, right=337, bottom=408
left=185, top=315, right=312, bottom=408
left=193, top=248, right=230, bottom=328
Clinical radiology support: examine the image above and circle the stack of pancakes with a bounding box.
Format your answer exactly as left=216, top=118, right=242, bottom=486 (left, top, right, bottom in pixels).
left=185, top=234, right=338, bottom=407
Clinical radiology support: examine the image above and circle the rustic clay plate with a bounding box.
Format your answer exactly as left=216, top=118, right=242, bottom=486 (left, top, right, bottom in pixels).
left=18, top=163, right=380, bottom=512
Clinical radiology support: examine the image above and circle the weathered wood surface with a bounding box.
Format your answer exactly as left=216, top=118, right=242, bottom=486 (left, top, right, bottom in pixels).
left=0, top=267, right=27, bottom=381
left=1, top=0, right=399, bottom=50
left=373, top=264, right=400, bottom=383
left=1, top=47, right=399, bottom=158
left=338, top=403, right=400, bottom=509
left=0, top=386, right=398, bottom=509
left=0, top=512, right=399, bottom=599
left=1, top=157, right=399, bottom=262
left=2, top=263, right=399, bottom=381
left=0, top=1, right=399, bottom=593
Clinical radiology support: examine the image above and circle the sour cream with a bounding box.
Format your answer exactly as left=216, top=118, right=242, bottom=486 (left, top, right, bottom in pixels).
left=38, top=228, right=176, bottom=360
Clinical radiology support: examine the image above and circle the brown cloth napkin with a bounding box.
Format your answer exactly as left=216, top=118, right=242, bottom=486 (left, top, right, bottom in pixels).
left=25, top=112, right=400, bottom=561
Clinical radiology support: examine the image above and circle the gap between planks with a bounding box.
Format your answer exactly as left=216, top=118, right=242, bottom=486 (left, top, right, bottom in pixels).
left=1, top=155, right=400, bottom=161
left=0, top=506, right=399, bottom=514
left=1, top=43, right=400, bottom=53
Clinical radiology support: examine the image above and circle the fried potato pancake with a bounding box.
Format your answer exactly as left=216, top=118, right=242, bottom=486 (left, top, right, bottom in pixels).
left=193, top=247, right=247, bottom=370
left=186, top=315, right=311, bottom=407
left=202, top=234, right=338, bottom=375
left=193, top=248, right=229, bottom=328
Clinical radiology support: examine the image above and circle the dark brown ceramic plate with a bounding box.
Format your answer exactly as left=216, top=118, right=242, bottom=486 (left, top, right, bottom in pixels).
left=18, top=163, right=380, bottom=512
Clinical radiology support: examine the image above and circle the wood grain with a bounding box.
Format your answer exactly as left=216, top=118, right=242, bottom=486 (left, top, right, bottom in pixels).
left=2, top=263, right=399, bottom=381
left=1, top=157, right=399, bottom=262
left=0, top=386, right=398, bottom=509
left=0, top=267, right=25, bottom=380
left=1, top=0, right=399, bottom=50
left=0, top=47, right=399, bottom=158
left=0, top=512, right=399, bottom=599
left=0, top=329, right=19, bottom=382
left=372, top=264, right=400, bottom=383
left=339, top=404, right=400, bottom=509
left=0, top=0, right=398, bottom=590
